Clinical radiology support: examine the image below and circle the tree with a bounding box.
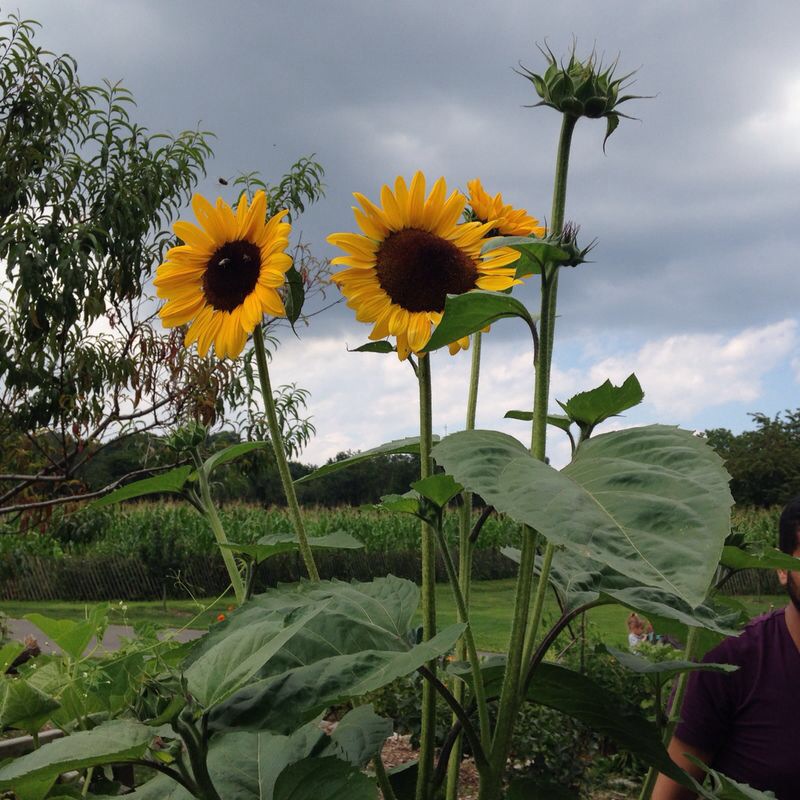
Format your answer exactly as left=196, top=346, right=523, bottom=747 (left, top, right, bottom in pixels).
left=0, top=14, right=328, bottom=518
left=705, top=409, right=800, bottom=507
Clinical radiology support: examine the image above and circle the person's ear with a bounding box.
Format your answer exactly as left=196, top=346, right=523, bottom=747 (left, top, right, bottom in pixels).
left=777, top=568, right=789, bottom=587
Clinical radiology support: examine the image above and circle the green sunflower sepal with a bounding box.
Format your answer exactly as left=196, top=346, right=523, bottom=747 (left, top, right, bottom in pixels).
left=483, top=224, right=595, bottom=279
left=518, top=45, right=647, bottom=148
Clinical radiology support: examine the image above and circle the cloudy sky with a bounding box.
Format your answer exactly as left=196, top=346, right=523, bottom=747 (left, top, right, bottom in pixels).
left=18, top=0, right=800, bottom=467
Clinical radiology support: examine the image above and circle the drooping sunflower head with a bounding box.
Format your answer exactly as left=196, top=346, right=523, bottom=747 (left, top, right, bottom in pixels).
left=154, top=192, right=292, bottom=359
left=466, top=178, right=546, bottom=237
left=328, top=171, right=521, bottom=360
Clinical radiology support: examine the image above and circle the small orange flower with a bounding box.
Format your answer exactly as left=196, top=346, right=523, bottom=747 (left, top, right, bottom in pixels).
left=216, top=613, right=226, bottom=622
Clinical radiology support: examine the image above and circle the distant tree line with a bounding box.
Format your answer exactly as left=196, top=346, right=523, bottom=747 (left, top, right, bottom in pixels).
left=705, top=408, right=800, bottom=507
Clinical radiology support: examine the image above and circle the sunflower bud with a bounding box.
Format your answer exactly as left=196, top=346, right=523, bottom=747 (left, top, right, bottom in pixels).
left=518, top=46, right=644, bottom=148
left=165, top=420, right=207, bottom=454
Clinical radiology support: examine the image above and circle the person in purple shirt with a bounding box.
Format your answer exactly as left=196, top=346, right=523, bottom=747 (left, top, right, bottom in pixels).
left=653, top=496, right=800, bottom=800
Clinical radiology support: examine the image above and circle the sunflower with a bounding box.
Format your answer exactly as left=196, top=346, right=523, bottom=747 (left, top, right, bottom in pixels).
left=328, top=172, right=521, bottom=360
left=154, top=192, right=292, bottom=359
left=466, top=178, right=545, bottom=237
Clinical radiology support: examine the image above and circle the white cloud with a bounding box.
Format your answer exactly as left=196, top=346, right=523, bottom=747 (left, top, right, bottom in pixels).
left=585, top=320, right=798, bottom=418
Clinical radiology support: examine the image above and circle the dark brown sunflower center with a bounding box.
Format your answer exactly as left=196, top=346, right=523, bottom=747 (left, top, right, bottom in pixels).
left=202, top=240, right=261, bottom=312
left=374, top=229, right=478, bottom=313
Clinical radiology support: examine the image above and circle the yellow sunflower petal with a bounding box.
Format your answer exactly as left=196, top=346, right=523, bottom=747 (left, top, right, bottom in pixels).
left=406, top=313, right=431, bottom=352
left=239, top=191, right=267, bottom=242
left=256, top=285, right=285, bottom=317
left=192, top=194, right=229, bottom=244
left=173, top=221, right=214, bottom=252
left=353, top=206, right=387, bottom=240
left=421, top=177, right=447, bottom=230
left=407, top=171, right=426, bottom=228
left=380, top=183, right=405, bottom=230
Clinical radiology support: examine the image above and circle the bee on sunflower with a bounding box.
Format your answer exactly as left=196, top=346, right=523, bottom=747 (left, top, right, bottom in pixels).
left=154, top=191, right=292, bottom=359
left=328, top=172, right=533, bottom=360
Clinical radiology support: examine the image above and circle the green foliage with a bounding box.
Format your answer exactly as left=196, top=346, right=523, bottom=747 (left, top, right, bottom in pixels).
left=435, top=425, right=733, bottom=606
left=705, top=410, right=800, bottom=507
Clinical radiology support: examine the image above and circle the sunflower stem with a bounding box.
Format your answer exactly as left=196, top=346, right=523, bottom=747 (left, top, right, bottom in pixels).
left=415, top=353, right=437, bottom=800
left=194, top=454, right=246, bottom=606
left=481, top=114, right=577, bottom=800
left=446, top=331, right=483, bottom=800
left=252, top=324, right=320, bottom=581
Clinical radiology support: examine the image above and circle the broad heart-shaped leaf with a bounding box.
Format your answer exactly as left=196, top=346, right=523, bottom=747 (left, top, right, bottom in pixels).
left=208, top=624, right=465, bottom=734
left=411, top=474, right=463, bottom=508
left=503, top=546, right=740, bottom=636
left=0, top=642, right=24, bottom=673
left=185, top=576, right=421, bottom=671
left=91, top=465, right=193, bottom=507
left=719, top=546, right=800, bottom=572
left=185, top=604, right=326, bottom=709
left=130, top=707, right=390, bottom=800
left=221, top=531, right=364, bottom=563
left=602, top=645, right=738, bottom=679
left=284, top=264, right=305, bottom=327
left=200, top=441, right=270, bottom=479
left=0, top=719, right=153, bottom=789
left=350, top=341, right=395, bottom=354
left=435, top=425, right=733, bottom=607
left=526, top=662, right=689, bottom=786
left=274, top=757, right=377, bottom=800
left=295, top=437, right=433, bottom=484
left=24, top=612, right=102, bottom=660
left=0, top=678, right=60, bottom=733
left=422, top=290, right=537, bottom=353
left=557, top=374, right=644, bottom=434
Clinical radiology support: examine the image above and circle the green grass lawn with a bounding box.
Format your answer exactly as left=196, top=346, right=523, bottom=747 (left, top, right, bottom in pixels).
left=2, top=581, right=786, bottom=653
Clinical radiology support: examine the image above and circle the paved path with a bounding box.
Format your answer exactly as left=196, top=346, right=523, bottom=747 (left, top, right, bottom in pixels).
left=6, top=618, right=203, bottom=656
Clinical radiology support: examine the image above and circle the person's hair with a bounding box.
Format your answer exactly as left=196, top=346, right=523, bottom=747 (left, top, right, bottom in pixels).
left=627, top=612, right=643, bottom=631
left=778, top=495, right=800, bottom=554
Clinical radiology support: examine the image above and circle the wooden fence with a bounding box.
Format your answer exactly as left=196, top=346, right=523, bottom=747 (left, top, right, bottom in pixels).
left=0, top=548, right=519, bottom=601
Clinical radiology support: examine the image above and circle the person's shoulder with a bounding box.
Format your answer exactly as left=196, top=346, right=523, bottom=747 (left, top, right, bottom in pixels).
left=707, top=608, right=785, bottom=663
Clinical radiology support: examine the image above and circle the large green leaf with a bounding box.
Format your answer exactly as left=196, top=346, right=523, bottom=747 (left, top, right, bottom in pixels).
left=131, top=708, right=390, bottom=800
left=185, top=577, right=420, bottom=672
left=411, top=474, right=463, bottom=508
left=526, top=662, right=689, bottom=785
left=222, top=531, right=363, bottom=563
left=0, top=719, right=153, bottom=789
left=0, top=678, right=59, bottom=733
left=185, top=604, right=325, bottom=709
left=209, top=624, right=464, bottom=734
left=503, top=546, right=739, bottom=635
left=24, top=612, right=102, bottom=660
left=0, top=642, right=24, bottom=673
left=422, top=290, right=537, bottom=353
left=274, top=757, right=377, bottom=800
left=91, top=465, right=193, bottom=507
left=295, top=438, right=432, bottom=484
left=557, top=374, right=644, bottom=436
left=481, top=236, right=572, bottom=278
left=435, top=425, right=733, bottom=606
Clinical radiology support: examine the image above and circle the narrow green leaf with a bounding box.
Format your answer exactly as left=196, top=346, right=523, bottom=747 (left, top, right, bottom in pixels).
left=350, top=341, right=395, bottom=354
left=422, top=291, right=537, bottom=353
left=201, top=441, right=270, bottom=478
left=222, top=531, right=364, bottom=562
left=504, top=409, right=533, bottom=421
left=720, top=546, right=800, bottom=572
left=602, top=646, right=738, bottom=679
left=295, top=437, right=432, bottom=484
left=91, top=465, right=193, bottom=507
left=284, top=264, right=305, bottom=327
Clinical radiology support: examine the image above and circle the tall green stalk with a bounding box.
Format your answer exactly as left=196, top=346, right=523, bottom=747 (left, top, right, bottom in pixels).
left=415, top=354, right=437, bottom=800
left=195, top=459, right=246, bottom=606
left=445, top=332, right=483, bottom=800
left=252, top=324, right=319, bottom=581
left=480, top=114, right=577, bottom=800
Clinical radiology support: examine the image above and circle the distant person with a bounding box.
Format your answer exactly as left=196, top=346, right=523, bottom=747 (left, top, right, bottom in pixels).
left=627, top=612, right=648, bottom=649
left=652, top=495, right=800, bottom=799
